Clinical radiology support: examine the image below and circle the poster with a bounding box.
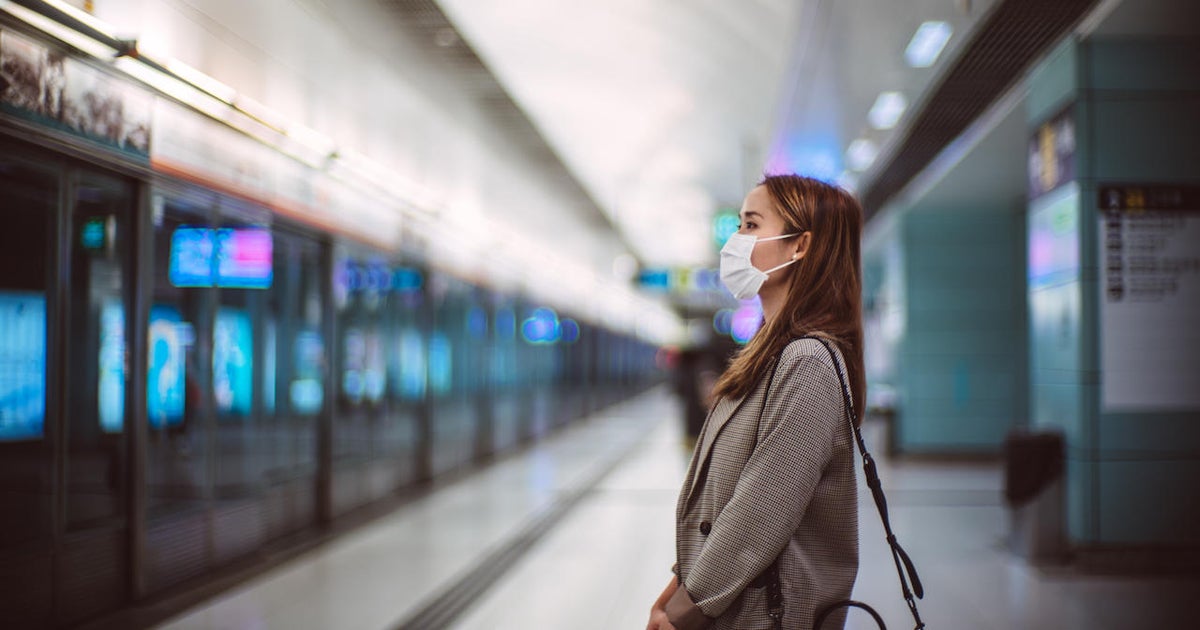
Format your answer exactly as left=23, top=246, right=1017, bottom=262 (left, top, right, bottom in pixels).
left=1099, top=185, right=1200, bottom=411
left=290, top=330, right=324, bottom=415
left=98, top=300, right=125, bottom=433
left=213, top=307, right=253, bottom=416
left=0, top=292, right=45, bottom=441
left=0, top=30, right=150, bottom=155
left=147, top=305, right=187, bottom=428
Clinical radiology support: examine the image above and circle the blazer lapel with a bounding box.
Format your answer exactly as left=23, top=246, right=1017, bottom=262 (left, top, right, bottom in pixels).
left=684, top=392, right=749, bottom=505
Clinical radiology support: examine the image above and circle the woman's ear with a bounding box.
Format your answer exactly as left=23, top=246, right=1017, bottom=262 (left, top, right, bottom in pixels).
left=792, top=232, right=812, bottom=260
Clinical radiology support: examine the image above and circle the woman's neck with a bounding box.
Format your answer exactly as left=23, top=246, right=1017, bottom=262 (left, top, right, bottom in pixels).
left=759, top=289, right=783, bottom=326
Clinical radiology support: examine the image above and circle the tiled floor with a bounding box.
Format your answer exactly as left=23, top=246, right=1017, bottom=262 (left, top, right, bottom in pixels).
left=157, top=386, right=1198, bottom=630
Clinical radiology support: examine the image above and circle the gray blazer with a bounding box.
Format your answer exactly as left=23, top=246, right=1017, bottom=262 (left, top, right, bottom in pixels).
left=666, top=337, right=859, bottom=630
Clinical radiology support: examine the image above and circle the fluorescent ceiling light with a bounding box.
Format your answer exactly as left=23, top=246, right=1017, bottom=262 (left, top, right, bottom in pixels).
left=905, top=21, right=952, bottom=68
left=40, top=0, right=117, bottom=38
left=0, top=1, right=114, bottom=58
left=868, top=91, right=907, bottom=130
left=167, top=59, right=236, bottom=104
left=845, top=138, right=879, bottom=172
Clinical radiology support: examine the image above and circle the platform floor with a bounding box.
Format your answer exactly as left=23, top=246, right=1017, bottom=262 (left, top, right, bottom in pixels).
left=156, top=386, right=1196, bottom=630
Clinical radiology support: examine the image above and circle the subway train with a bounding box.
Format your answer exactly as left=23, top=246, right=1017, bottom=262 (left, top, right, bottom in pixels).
left=0, top=14, right=663, bottom=629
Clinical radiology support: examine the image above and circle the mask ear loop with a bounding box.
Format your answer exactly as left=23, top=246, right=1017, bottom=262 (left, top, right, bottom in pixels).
left=759, top=230, right=806, bottom=275
left=762, top=258, right=797, bottom=275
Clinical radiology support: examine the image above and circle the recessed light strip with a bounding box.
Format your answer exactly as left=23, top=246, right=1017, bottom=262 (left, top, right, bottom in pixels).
left=905, top=21, right=953, bottom=68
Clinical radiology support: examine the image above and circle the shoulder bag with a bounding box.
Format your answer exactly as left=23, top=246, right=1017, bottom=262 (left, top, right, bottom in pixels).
left=762, top=336, right=926, bottom=630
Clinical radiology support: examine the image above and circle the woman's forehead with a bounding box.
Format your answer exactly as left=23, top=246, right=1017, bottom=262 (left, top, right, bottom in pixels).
left=741, top=186, right=779, bottom=218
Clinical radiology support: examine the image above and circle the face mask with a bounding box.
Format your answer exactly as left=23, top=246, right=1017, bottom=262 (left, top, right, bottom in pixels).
left=719, top=232, right=799, bottom=300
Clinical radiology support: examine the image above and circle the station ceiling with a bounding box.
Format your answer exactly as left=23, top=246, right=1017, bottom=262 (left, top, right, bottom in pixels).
left=424, top=0, right=1196, bottom=279
left=432, top=0, right=1003, bottom=270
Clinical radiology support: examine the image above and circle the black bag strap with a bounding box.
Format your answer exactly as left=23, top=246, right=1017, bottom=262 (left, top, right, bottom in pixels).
left=807, top=336, right=925, bottom=630
left=753, top=359, right=786, bottom=630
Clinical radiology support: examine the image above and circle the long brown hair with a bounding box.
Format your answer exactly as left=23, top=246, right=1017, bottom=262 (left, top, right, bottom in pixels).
left=711, top=174, right=865, bottom=423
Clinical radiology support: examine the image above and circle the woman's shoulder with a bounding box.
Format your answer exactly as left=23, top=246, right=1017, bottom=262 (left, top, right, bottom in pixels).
left=779, top=336, right=843, bottom=370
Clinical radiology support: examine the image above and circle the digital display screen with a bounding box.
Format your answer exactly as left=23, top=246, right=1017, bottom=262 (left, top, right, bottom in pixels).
left=342, top=328, right=365, bottom=403
left=392, top=328, right=426, bottom=400
left=169, top=227, right=273, bottom=289
left=364, top=331, right=385, bottom=403
left=213, top=307, right=253, bottom=416
left=428, top=333, right=452, bottom=395
left=169, top=227, right=215, bottom=287
left=291, top=330, right=324, bottom=415
left=0, top=292, right=45, bottom=441
left=98, top=300, right=125, bottom=432
left=147, top=305, right=187, bottom=428
left=216, top=228, right=273, bottom=289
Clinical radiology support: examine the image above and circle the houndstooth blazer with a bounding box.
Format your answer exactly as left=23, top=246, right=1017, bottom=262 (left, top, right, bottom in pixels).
left=666, top=337, right=859, bottom=630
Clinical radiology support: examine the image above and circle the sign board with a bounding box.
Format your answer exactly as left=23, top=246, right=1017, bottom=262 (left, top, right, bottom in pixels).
left=1099, top=185, right=1200, bottom=411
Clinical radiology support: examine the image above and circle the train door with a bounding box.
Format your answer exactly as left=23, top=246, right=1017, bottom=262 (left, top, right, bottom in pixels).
left=0, top=148, right=135, bottom=628
left=59, top=171, right=136, bottom=626
left=0, top=150, right=59, bottom=628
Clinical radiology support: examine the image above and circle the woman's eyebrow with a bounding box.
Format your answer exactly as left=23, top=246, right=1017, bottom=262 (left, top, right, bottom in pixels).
left=741, top=211, right=763, bottom=219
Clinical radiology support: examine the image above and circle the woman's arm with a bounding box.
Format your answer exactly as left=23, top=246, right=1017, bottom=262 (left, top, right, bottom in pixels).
left=670, top=348, right=844, bottom=626
left=647, top=574, right=679, bottom=630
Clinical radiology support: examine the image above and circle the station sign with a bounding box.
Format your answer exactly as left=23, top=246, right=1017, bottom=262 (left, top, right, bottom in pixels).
left=1099, top=184, right=1200, bottom=411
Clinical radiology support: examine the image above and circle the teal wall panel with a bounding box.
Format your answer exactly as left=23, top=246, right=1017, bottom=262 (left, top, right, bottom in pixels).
left=1087, top=41, right=1200, bottom=91
left=1091, top=100, right=1200, bottom=180
left=1032, top=382, right=1086, bottom=448
left=1028, top=38, right=1079, bottom=124
left=1098, top=413, right=1200, bottom=456
left=1098, top=460, right=1200, bottom=544
left=1065, top=456, right=1094, bottom=542
left=893, top=208, right=1027, bottom=454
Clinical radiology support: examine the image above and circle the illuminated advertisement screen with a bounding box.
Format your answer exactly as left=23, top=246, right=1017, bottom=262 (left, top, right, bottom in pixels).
left=169, top=227, right=215, bottom=287
left=98, top=300, right=125, bottom=432
left=213, top=307, right=253, bottom=416
left=147, top=305, right=186, bottom=428
left=216, top=228, right=273, bottom=289
left=428, top=333, right=452, bottom=396
left=291, top=330, right=324, bottom=415
left=392, top=328, right=426, bottom=400
left=169, top=227, right=273, bottom=289
left=0, top=292, right=46, bottom=441
left=364, top=331, right=384, bottom=403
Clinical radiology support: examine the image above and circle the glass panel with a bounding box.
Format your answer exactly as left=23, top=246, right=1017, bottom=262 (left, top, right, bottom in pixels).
left=257, top=232, right=323, bottom=534
left=146, top=194, right=213, bottom=519
left=379, top=263, right=422, bottom=466
left=65, top=174, right=133, bottom=530
left=490, top=293, right=521, bottom=451
left=0, top=155, right=54, bottom=548
left=429, top=275, right=480, bottom=472
left=211, top=205, right=270, bottom=505
left=276, top=236, right=323, bottom=475
left=334, top=254, right=386, bottom=466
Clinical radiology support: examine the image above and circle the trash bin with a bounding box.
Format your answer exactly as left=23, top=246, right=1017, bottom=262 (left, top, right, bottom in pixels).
left=1004, top=430, right=1067, bottom=562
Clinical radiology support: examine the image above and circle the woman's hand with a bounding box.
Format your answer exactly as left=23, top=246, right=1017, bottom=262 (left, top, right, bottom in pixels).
left=647, top=574, right=681, bottom=630
left=646, top=606, right=677, bottom=630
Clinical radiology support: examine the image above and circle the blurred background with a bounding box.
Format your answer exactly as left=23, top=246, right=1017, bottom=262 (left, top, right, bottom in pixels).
left=0, top=0, right=1198, bottom=628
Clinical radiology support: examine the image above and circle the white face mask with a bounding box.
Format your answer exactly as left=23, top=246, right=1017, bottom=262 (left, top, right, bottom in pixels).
left=719, top=232, right=799, bottom=300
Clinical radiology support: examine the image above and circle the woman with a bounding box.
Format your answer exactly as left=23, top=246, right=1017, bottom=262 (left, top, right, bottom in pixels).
left=647, top=174, right=864, bottom=630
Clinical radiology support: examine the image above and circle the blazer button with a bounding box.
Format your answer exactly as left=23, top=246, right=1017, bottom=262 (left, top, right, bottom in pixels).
left=699, top=521, right=712, bottom=535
